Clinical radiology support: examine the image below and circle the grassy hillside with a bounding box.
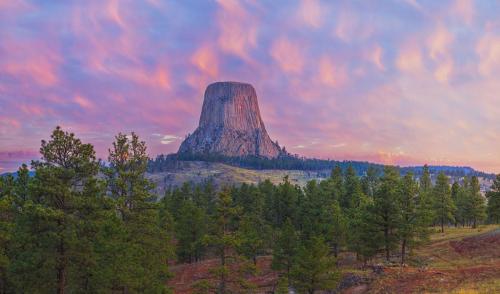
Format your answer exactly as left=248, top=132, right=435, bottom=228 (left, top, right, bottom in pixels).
left=147, top=161, right=494, bottom=196
left=146, top=161, right=330, bottom=195
left=167, top=225, right=500, bottom=293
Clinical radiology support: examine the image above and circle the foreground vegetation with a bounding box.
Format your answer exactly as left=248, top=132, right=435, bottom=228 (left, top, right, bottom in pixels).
left=1, top=127, right=499, bottom=293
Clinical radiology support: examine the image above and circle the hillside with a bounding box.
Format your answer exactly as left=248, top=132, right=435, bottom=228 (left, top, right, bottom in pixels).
left=146, top=161, right=329, bottom=195
left=168, top=225, right=500, bottom=293
left=146, top=159, right=494, bottom=195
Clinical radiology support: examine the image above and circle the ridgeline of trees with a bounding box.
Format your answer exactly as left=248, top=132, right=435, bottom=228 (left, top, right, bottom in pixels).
left=147, top=152, right=496, bottom=180
left=0, top=127, right=499, bottom=293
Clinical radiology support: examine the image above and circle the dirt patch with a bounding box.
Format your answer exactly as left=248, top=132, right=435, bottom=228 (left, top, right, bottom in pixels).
left=168, top=256, right=278, bottom=293
left=371, top=229, right=500, bottom=293
left=450, top=229, right=500, bottom=258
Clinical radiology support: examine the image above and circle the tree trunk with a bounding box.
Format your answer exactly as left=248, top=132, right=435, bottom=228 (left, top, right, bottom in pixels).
left=401, top=239, right=407, bottom=265
left=333, top=243, right=338, bottom=258
left=219, top=248, right=226, bottom=294
left=441, top=218, right=444, bottom=233
left=384, top=227, right=390, bottom=261
left=57, top=220, right=66, bottom=294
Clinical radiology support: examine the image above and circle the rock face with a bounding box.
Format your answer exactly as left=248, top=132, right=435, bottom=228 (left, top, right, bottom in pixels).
left=178, top=81, right=282, bottom=158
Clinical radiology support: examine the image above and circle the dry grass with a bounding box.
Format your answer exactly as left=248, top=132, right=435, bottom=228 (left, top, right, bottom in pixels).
left=368, top=225, right=500, bottom=294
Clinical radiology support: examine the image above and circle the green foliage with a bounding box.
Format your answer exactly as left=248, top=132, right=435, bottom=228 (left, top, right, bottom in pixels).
left=8, top=126, right=110, bottom=293
left=398, top=173, right=431, bottom=264
left=175, top=200, right=207, bottom=263
left=486, top=175, right=500, bottom=223
left=433, top=172, right=456, bottom=232
left=290, top=237, right=340, bottom=294
left=2, top=127, right=495, bottom=293
left=199, top=190, right=255, bottom=293
left=272, top=218, right=298, bottom=283
left=468, top=176, right=487, bottom=228
left=371, top=167, right=402, bottom=261
left=105, top=132, right=172, bottom=293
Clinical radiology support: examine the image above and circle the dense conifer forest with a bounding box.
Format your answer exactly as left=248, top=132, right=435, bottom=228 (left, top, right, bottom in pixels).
left=1, top=127, right=499, bottom=293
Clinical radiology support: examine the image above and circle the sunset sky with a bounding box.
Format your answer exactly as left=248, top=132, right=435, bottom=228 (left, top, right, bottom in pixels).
left=1, top=0, right=500, bottom=173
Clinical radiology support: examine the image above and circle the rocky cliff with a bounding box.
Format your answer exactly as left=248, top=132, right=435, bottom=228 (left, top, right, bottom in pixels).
left=178, top=81, right=282, bottom=158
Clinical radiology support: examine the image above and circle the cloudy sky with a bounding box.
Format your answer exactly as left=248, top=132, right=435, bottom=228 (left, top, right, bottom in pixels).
left=1, top=0, right=500, bottom=172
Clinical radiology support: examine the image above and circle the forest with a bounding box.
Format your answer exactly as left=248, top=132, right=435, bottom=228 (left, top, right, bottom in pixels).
left=148, top=151, right=496, bottom=180
left=1, top=127, right=500, bottom=293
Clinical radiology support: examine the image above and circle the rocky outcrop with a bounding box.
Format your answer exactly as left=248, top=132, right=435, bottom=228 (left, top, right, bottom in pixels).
left=178, top=81, right=282, bottom=158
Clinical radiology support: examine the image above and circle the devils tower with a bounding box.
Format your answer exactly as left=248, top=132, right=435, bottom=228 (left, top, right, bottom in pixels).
left=178, top=81, right=282, bottom=158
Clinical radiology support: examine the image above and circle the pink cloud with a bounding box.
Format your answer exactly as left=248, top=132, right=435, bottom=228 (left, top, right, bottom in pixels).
left=451, top=0, right=475, bottom=25
left=427, top=24, right=454, bottom=83
left=216, top=0, right=257, bottom=61
left=297, top=0, right=323, bottom=28
left=396, top=40, right=424, bottom=73
left=270, top=37, right=304, bottom=74
left=366, top=44, right=385, bottom=71
left=317, top=56, right=347, bottom=88
left=191, top=45, right=219, bottom=77
left=74, top=95, right=95, bottom=110
left=476, top=34, right=500, bottom=76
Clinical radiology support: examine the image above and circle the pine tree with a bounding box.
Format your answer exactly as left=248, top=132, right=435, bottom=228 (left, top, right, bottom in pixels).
left=272, top=218, right=298, bottom=286
left=486, top=175, right=500, bottom=224
left=418, top=165, right=435, bottom=223
left=105, top=132, right=172, bottom=293
left=329, top=165, right=344, bottom=201
left=433, top=172, right=455, bottom=233
left=361, top=166, right=380, bottom=198
left=451, top=181, right=460, bottom=227
left=342, top=165, right=364, bottom=210
left=200, top=189, right=255, bottom=293
left=273, top=176, right=299, bottom=228
left=326, top=200, right=347, bottom=258
left=419, top=165, right=432, bottom=194
left=371, top=166, right=401, bottom=261
left=8, top=126, right=107, bottom=293
left=398, top=173, right=431, bottom=265
left=469, top=176, right=487, bottom=228
left=455, top=177, right=470, bottom=227
left=175, top=200, right=207, bottom=263
left=0, top=174, right=15, bottom=293
left=238, top=214, right=266, bottom=265
left=290, top=237, right=340, bottom=294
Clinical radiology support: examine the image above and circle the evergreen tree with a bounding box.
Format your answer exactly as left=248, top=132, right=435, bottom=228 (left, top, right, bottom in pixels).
left=455, top=177, right=470, bottom=227
left=329, top=165, right=344, bottom=202
left=238, top=214, right=266, bottom=265
left=290, top=237, right=340, bottom=294
left=200, top=189, right=255, bottom=293
left=361, top=166, right=380, bottom=198
left=451, top=181, right=460, bottom=227
left=0, top=175, right=15, bottom=293
left=175, top=200, right=207, bottom=263
left=273, top=176, right=299, bottom=228
left=469, top=176, right=487, bottom=228
left=325, top=201, right=347, bottom=258
left=272, top=218, right=298, bottom=286
left=371, top=166, right=401, bottom=261
left=342, top=165, right=364, bottom=210
left=105, top=132, right=172, bottom=293
left=486, top=175, right=500, bottom=224
left=419, top=165, right=432, bottom=194
left=8, top=126, right=108, bottom=293
left=398, top=173, right=430, bottom=265
left=433, top=172, right=455, bottom=233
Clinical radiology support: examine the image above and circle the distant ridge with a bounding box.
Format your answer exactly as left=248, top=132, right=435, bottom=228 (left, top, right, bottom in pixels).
left=148, top=153, right=496, bottom=180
